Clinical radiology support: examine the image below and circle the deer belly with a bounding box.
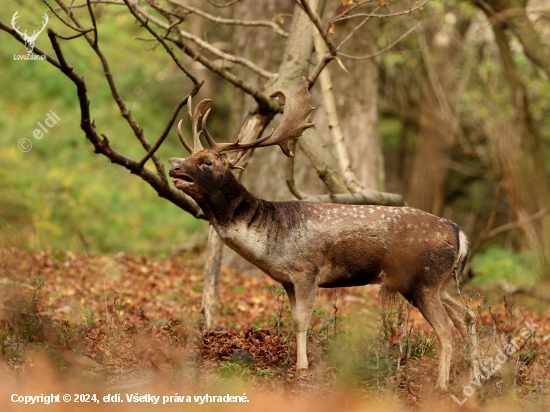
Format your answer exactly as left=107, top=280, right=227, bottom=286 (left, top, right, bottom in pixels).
left=317, top=266, right=382, bottom=288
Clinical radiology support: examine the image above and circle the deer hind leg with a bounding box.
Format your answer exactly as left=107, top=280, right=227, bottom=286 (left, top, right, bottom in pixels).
left=440, top=291, right=480, bottom=378
left=415, top=290, right=455, bottom=391
left=283, top=280, right=316, bottom=369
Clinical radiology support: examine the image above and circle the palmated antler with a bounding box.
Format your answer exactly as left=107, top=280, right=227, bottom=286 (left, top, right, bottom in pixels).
left=259, top=77, right=316, bottom=157
left=177, top=77, right=315, bottom=160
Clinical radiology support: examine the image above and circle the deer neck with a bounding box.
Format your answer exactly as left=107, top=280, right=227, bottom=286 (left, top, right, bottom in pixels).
left=193, top=172, right=263, bottom=230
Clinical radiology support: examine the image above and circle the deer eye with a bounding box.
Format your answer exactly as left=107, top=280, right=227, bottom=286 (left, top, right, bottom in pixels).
left=205, top=161, right=212, bottom=166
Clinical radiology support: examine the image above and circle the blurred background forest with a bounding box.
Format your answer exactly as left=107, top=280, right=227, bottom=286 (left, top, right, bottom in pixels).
left=1, top=0, right=550, bottom=407
left=0, top=0, right=549, bottom=286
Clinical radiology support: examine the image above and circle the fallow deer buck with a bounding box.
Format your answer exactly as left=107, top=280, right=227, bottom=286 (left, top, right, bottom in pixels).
left=168, top=78, right=478, bottom=390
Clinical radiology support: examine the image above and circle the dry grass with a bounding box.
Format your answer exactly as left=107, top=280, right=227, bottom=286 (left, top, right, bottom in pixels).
left=2, top=247, right=550, bottom=410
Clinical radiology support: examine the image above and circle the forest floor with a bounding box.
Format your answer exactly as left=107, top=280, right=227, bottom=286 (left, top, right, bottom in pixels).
left=2, top=247, right=550, bottom=411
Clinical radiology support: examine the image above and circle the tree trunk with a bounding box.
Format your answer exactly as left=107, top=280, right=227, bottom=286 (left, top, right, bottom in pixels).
left=330, top=19, right=385, bottom=191
left=409, top=18, right=461, bottom=215
left=485, top=17, right=550, bottom=276
left=474, top=0, right=550, bottom=79
left=201, top=224, right=224, bottom=329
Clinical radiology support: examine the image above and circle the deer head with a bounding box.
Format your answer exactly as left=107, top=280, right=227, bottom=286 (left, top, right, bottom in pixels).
left=168, top=77, right=315, bottom=200
left=12, top=11, right=49, bottom=54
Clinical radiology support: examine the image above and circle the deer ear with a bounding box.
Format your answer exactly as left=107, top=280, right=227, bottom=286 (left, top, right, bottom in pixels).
left=230, top=165, right=244, bottom=170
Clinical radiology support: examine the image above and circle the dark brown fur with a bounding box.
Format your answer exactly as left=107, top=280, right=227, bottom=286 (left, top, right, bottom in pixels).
left=168, top=150, right=478, bottom=389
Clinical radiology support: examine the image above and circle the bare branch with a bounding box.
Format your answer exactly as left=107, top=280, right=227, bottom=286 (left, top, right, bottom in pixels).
left=285, top=140, right=310, bottom=200
left=16, top=23, right=205, bottom=218
left=325, top=0, right=378, bottom=29
left=138, top=86, right=202, bottom=168
left=122, top=0, right=199, bottom=85
left=330, top=0, right=430, bottom=24
left=307, top=53, right=333, bottom=88
left=336, top=6, right=381, bottom=52
left=126, top=0, right=279, bottom=111
left=86, top=0, right=98, bottom=46
left=168, top=0, right=289, bottom=38
left=305, top=190, right=405, bottom=206
left=129, top=0, right=277, bottom=79
left=52, top=27, right=96, bottom=40
left=296, top=0, right=336, bottom=56
left=206, top=0, right=242, bottom=7
left=130, top=1, right=276, bottom=79
left=168, top=33, right=279, bottom=111
left=314, top=31, right=364, bottom=193
left=177, top=29, right=276, bottom=79
left=43, top=0, right=92, bottom=32
left=54, top=1, right=125, bottom=10
left=54, top=0, right=168, bottom=181
left=487, top=207, right=550, bottom=239
left=339, top=21, right=421, bottom=60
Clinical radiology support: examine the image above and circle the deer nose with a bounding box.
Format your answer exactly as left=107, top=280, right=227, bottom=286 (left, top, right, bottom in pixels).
left=169, top=167, right=180, bottom=177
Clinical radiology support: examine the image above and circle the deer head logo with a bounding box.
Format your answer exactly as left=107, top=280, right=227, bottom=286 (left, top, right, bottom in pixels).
left=11, top=11, right=49, bottom=54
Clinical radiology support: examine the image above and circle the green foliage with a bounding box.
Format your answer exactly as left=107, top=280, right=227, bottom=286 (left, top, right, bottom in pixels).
left=0, top=2, right=206, bottom=256
left=471, top=245, right=535, bottom=286
left=219, top=362, right=254, bottom=382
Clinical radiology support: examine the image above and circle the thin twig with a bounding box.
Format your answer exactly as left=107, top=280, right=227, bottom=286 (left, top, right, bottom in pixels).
left=123, top=0, right=199, bottom=85
left=138, top=89, right=201, bottom=168
left=55, top=0, right=168, bottom=180
left=325, top=0, right=378, bottom=29
left=339, top=20, right=421, bottom=59
left=168, top=0, right=288, bottom=37
left=54, top=0, right=125, bottom=10
left=34, top=24, right=204, bottom=218
left=133, top=0, right=276, bottom=79
left=285, top=140, right=309, bottom=200
left=336, top=6, right=381, bottom=52
left=43, top=0, right=93, bottom=32
left=128, top=0, right=279, bottom=111
left=487, top=207, right=550, bottom=239
left=51, top=27, right=95, bottom=40
left=85, top=0, right=98, bottom=46
left=330, top=0, right=430, bottom=24
left=296, top=0, right=336, bottom=56
left=207, top=0, right=242, bottom=7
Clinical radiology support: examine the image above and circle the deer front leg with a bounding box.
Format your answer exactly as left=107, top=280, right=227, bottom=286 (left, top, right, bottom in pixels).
left=283, top=279, right=317, bottom=369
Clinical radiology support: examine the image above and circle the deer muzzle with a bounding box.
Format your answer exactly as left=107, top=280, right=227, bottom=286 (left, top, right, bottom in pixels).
left=169, top=167, right=194, bottom=186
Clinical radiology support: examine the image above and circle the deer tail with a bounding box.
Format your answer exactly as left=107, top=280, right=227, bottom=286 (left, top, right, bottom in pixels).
left=453, top=228, right=470, bottom=282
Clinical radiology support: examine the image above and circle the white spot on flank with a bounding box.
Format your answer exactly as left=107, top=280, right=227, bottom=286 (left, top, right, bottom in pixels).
left=377, top=206, right=381, bottom=210
left=370, top=209, right=374, bottom=213
left=381, top=214, right=385, bottom=218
